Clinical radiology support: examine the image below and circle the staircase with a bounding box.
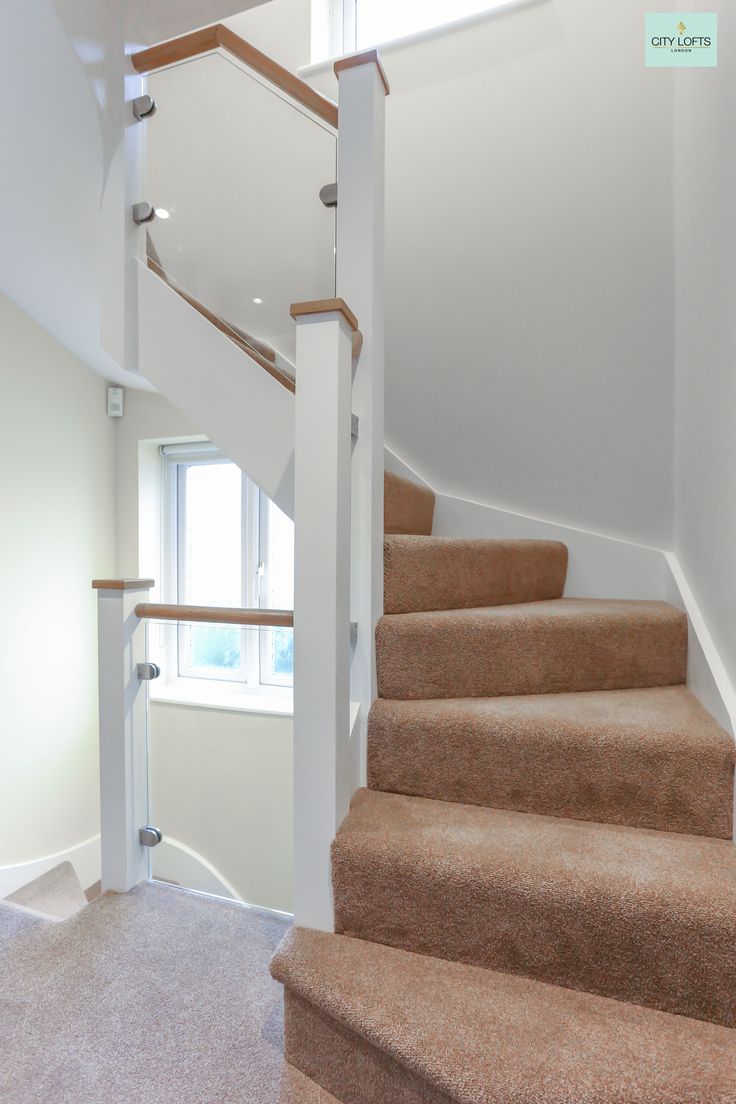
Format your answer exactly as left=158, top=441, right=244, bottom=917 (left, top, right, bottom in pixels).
left=271, top=472, right=736, bottom=1102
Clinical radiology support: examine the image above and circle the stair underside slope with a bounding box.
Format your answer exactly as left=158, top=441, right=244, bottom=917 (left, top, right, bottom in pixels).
left=272, top=927, right=736, bottom=1104
left=368, top=686, right=734, bottom=837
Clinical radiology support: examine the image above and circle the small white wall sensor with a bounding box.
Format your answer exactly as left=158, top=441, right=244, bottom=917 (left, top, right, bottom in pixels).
left=107, top=386, right=124, bottom=418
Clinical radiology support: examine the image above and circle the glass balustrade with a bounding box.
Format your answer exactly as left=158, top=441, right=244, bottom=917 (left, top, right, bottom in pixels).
left=144, top=50, right=337, bottom=368
left=143, top=618, right=294, bottom=915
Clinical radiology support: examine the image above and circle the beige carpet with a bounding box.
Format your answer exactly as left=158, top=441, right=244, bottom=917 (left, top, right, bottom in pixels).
left=6, top=861, right=88, bottom=920
left=272, top=472, right=736, bottom=1101
left=367, top=686, right=734, bottom=837
left=0, top=881, right=336, bottom=1104
left=272, top=927, right=736, bottom=1104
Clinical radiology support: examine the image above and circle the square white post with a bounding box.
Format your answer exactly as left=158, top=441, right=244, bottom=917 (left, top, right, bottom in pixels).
left=334, top=51, right=389, bottom=784
left=93, top=578, right=154, bottom=893
left=292, top=299, right=358, bottom=930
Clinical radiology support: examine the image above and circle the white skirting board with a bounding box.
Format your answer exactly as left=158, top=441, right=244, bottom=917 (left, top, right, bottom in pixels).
left=0, top=836, right=101, bottom=900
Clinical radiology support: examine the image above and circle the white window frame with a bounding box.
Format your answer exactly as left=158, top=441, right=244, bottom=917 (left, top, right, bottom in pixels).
left=317, top=0, right=520, bottom=63
left=150, top=442, right=293, bottom=712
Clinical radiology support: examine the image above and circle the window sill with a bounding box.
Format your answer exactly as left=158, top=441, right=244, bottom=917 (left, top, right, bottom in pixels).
left=150, top=681, right=293, bottom=717
left=300, top=0, right=545, bottom=77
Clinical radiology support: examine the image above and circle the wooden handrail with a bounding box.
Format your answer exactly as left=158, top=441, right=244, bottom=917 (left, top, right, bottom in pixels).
left=290, top=298, right=360, bottom=331
left=131, top=24, right=338, bottom=129
left=147, top=256, right=296, bottom=394
left=135, top=603, right=294, bottom=627
left=93, top=578, right=155, bottom=591
left=334, top=49, right=391, bottom=97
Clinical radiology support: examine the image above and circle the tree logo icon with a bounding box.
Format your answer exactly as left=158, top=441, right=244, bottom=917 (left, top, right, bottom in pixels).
left=676, top=21, right=687, bottom=35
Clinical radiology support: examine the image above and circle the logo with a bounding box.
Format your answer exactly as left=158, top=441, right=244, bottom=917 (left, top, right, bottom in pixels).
left=646, top=12, right=717, bottom=66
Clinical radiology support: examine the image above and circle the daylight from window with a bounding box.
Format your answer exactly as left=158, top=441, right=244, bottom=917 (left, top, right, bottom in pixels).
left=181, top=461, right=243, bottom=677
left=356, top=0, right=499, bottom=48
left=168, top=450, right=294, bottom=689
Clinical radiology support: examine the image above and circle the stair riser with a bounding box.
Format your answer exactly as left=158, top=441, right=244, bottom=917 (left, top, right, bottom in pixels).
left=284, top=991, right=452, bottom=1104
left=332, top=847, right=735, bottom=1027
left=384, top=539, right=568, bottom=614
left=367, top=705, right=734, bottom=838
left=384, top=472, right=435, bottom=536
left=376, top=610, right=687, bottom=699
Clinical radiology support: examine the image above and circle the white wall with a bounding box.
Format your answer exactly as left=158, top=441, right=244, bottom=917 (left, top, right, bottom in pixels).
left=213, top=0, right=678, bottom=547
left=0, top=295, right=115, bottom=876
left=348, top=1, right=675, bottom=546
left=149, top=703, right=293, bottom=912
left=673, top=6, right=736, bottom=687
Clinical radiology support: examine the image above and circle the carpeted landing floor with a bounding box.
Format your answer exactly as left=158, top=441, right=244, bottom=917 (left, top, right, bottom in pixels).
left=0, top=881, right=336, bottom=1104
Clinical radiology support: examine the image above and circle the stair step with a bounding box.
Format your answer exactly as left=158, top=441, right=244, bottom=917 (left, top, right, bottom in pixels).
left=368, top=686, right=734, bottom=837
left=272, top=927, right=736, bottom=1104
left=384, top=471, right=435, bottom=536
left=384, top=535, right=568, bottom=614
left=5, top=861, right=87, bottom=921
left=376, top=598, right=687, bottom=700
left=332, top=789, right=736, bottom=1026
left=0, top=900, right=53, bottom=940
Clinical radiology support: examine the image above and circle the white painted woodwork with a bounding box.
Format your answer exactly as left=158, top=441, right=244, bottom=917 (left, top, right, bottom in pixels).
left=292, top=310, right=355, bottom=930
left=95, top=584, right=151, bottom=892
left=335, top=57, right=386, bottom=788
left=137, top=261, right=296, bottom=517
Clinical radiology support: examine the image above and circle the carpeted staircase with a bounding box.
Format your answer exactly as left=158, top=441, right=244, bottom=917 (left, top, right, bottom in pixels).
left=272, top=471, right=736, bottom=1101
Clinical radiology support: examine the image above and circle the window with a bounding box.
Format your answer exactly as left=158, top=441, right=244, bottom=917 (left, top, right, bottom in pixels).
left=323, top=0, right=505, bottom=58
left=155, top=443, right=294, bottom=705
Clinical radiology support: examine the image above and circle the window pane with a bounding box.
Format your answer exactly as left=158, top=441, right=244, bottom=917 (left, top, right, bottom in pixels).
left=262, top=498, right=294, bottom=681
left=269, top=628, right=294, bottom=677
left=188, top=624, right=242, bottom=671
left=181, top=462, right=242, bottom=605
left=357, top=0, right=495, bottom=47
left=180, top=461, right=243, bottom=677
left=263, top=498, right=294, bottom=610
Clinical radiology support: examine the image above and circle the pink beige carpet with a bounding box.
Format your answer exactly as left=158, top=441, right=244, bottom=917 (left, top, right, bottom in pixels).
left=272, top=471, right=736, bottom=1101
left=0, top=881, right=335, bottom=1104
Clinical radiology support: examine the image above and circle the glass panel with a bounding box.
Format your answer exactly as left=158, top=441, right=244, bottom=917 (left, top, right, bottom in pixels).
left=145, top=619, right=294, bottom=913
left=145, top=51, right=337, bottom=366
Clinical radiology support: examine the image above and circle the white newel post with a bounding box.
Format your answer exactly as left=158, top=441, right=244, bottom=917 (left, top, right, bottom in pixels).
left=292, top=300, right=359, bottom=930
left=335, top=51, right=388, bottom=786
left=93, top=579, right=154, bottom=893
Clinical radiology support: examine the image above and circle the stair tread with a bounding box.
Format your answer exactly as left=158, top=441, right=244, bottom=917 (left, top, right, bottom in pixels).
left=272, top=927, right=736, bottom=1104
left=377, top=598, right=687, bottom=699
left=332, top=789, right=736, bottom=1024
left=368, top=686, right=734, bottom=837
left=380, top=596, right=684, bottom=628
left=0, top=900, right=53, bottom=939
left=384, top=534, right=568, bottom=613
left=6, top=861, right=87, bottom=921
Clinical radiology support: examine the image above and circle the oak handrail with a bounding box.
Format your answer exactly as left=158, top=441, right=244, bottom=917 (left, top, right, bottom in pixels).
left=131, top=23, right=338, bottom=129
left=135, top=603, right=294, bottom=627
